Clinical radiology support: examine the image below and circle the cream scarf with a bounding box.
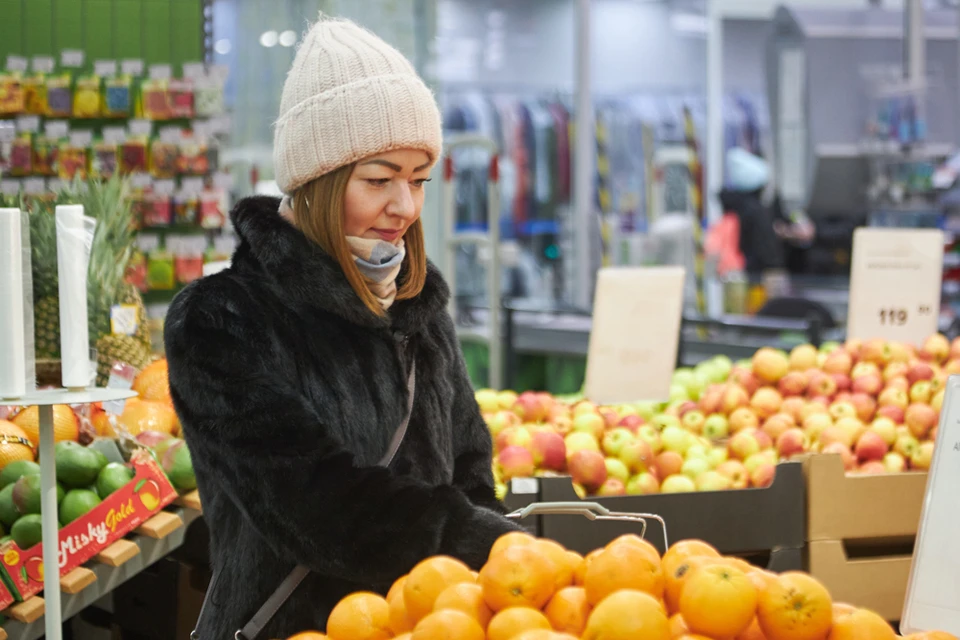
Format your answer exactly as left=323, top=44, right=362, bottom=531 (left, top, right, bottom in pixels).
left=279, top=196, right=405, bottom=311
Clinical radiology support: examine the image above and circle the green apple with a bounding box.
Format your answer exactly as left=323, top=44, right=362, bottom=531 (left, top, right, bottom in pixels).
left=707, top=446, right=729, bottom=468
left=652, top=414, right=682, bottom=431
left=681, top=410, right=706, bottom=434
left=669, top=384, right=690, bottom=403
left=601, top=427, right=636, bottom=458
left=681, top=457, right=710, bottom=479
left=661, top=425, right=690, bottom=454
left=604, top=457, right=630, bottom=483
left=685, top=444, right=708, bottom=460
left=702, top=414, right=729, bottom=440
left=660, top=474, right=697, bottom=493
left=625, top=472, right=660, bottom=495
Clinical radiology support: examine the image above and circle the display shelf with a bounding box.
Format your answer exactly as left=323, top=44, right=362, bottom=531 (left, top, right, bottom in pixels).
left=1, top=507, right=202, bottom=640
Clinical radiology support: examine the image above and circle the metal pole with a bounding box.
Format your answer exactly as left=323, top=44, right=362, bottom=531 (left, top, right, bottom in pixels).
left=574, top=0, right=595, bottom=309
left=905, top=0, right=925, bottom=90
left=705, top=1, right=725, bottom=318
left=487, top=155, right=502, bottom=390
left=39, top=403, right=62, bottom=640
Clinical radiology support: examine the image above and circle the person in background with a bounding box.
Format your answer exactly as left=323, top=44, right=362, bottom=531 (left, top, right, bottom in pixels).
left=164, top=14, right=520, bottom=639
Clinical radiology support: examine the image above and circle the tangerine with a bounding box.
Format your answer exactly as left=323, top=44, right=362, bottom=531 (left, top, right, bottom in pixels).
left=532, top=539, right=575, bottom=590
left=827, top=608, right=897, bottom=640
left=661, top=540, right=720, bottom=583
left=606, top=534, right=662, bottom=562
left=757, top=571, right=833, bottom=640
left=486, top=607, right=552, bottom=640
left=432, top=582, right=492, bottom=628
left=403, top=556, right=474, bottom=623
left=387, top=576, right=413, bottom=634
left=584, top=541, right=664, bottom=605
left=480, top=544, right=557, bottom=611
left=582, top=589, right=670, bottom=640
left=544, top=586, right=590, bottom=636
left=512, top=632, right=579, bottom=640
left=410, top=609, right=484, bottom=640
left=574, top=549, right=602, bottom=586
left=488, top=530, right=537, bottom=560
left=664, top=555, right=724, bottom=613
left=325, top=592, right=391, bottom=640
left=679, top=563, right=757, bottom=638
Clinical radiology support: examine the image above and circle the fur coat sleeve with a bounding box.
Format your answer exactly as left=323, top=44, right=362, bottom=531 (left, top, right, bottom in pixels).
left=165, top=278, right=520, bottom=584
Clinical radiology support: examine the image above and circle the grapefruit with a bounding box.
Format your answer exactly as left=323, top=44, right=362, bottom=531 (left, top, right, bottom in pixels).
left=12, top=405, right=79, bottom=446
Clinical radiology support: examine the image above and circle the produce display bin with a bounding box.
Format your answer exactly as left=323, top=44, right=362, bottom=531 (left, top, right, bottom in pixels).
left=503, top=478, right=542, bottom=536
left=0, top=449, right=178, bottom=602
left=803, top=453, right=928, bottom=621
left=535, top=461, right=806, bottom=570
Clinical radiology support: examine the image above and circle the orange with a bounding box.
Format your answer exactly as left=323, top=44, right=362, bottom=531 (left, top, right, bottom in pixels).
left=133, top=359, right=172, bottom=404
left=661, top=540, right=720, bottom=579
left=575, top=549, right=602, bottom=585
left=905, top=633, right=960, bottom=640
left=584, top=542, right=664, bottom=605
left=0, top=421, right=34, bottom=469
left=679, top=563, right=757, bottom=638
left=12, top=405, right=79, bottom=446
left=532, top=539, right=575, bottom=590
left=488, top=530, right=537, bottom=560
left=410, top=609, right=484, bottom=640
left=737, top=618, right=769, bottom=640
left=832, top=603, right=857, bottom=620
left=387, top=576, right=413, bottom=634
left=828, top=608, right=897, bottom=640
left=664, top=555, right=726, bottom=613
left=117, top=399, right=179, bottom=436
left=403, top=556, right=474, bottom=623
left=287, top=633, right=327, bottom=639
left=544, top=586, right=590, bottom=636
left=393, top=635, right=411, bottom=640
left=486, top=607, right=552, bottom=640
left=512, top=632, right=579, bottom=640
left=746, top=569, right=777, bottom=592
left=480, top=545, right=557, bottom=611
left=325, top=592, right=391, bottom=640
left=432, top=582, right=492, bottom=628
left=669, top=612, right=690, bottom=637
left=582, top=589, right=670, bottom=640
left=606, top=534, right=661, bottom=563
left=757, top=572, right=833, bottom=640
left=676, top=636, right=715, bottom=640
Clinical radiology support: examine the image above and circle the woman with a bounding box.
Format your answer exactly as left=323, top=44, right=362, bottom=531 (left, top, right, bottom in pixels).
left=165, top=15, right=520, bottom=639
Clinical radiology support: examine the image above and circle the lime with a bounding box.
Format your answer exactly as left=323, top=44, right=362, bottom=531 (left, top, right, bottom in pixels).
left=0, top=485, right=17, bottom=529
left=55, top=441, right=107, bottom=488
left=0, top=461, right=40, bottom=489
left=96, top=463, right=134, bottom=500
left=11, top=475, right=64, bottom=515
left=164, top=444, right=196, bottom=494
left=10, top=514, right=42, bottom=549
left=59, top=490, right=101, bottom=526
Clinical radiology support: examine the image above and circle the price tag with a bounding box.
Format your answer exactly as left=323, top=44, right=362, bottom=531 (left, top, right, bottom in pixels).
left=32, top=56, right=55, bottom=74
left=847, top=228, right=944, bottom=345
left=61, top=49, right=85, bottom=68
left=0, top=179, right=20, bottom=195
left=110, top=304, right=139, bottom=336
left=129, top=119, right=152, bottom=136
left=46, top=178, right=64, bottom=193
left=902, top=375, right=960, bottom=634
left=584, top=266, right=686, bottom=404
left=209, top=64, right=229, bottom=82
left=69, top=130, right=93, bottom=148
left=121, top=59, right=144, bottom=76
left=93, top=59, right=117, bottom=77
left=5, top=55, right=27, bottom=72
left=213, top=171, right=235, bottom=189
left=154, top=179, right=176, bottom=196
left=182, top=177, right=204, bottom=194
left=148, top=64, right=172, bottom=80
left=22, top=178, right=45, bottom=195
left=15, top=115, right=40, bottom=133
left=182, top=61, right=205, bottom=79
left=44, top=120, right=69, bottom=138
left=129, top=172, right=152, bottom=189
left=510, top=478, right=539, bottom=496
left=0, top=123, right=17, bottom=143
left=102, top=126, right=126, bottom=144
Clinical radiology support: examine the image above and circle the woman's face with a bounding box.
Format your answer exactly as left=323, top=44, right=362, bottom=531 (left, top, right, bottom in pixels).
left=344, top=148, right=432, bottom=244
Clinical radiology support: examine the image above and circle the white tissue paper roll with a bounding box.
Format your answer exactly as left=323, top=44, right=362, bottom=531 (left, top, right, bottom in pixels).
left=0, top=209, right=26, bottom=398
left=56, top=204, right=92, bottom=389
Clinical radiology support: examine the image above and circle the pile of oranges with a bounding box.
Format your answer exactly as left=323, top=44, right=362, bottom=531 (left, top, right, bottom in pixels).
left=288, top=532, right=957, bottom=640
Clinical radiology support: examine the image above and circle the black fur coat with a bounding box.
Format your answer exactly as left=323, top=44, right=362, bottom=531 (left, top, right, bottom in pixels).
left=164, top=196, right=519, bottom=638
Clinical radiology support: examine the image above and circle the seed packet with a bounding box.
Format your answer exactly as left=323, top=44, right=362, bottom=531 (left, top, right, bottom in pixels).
left=168, top=78, right=194, bottom=118
left=143, top=190, right=173, bottom=227
left=73, top=75, right=102, bottom=118
left=125, top=248, right=148, bottom=292
left=23, top=74, right=47, bottom=115
left=173, top=189, right=199, bottom=225
left=149, top=140, right=179, bottom=178
left=119, top=137, right=149, bottom=174
left=103, top=75, right=132, bottom=117
left=32, top=134, right=61, bottom=175
left=90, top=141, right=119, bottom=179
left=9, top=133, right=32, bottom=176
left=177, top=138, right=210, bottom=175
left=140, top=79, right=170, bottom=120
left=146, top=245, right=175, bottom=291
left=58, top=141, right=89, bottom=180
left=173, top=236, right=206, bottom=285
left=0, top=74, right=24, bottom=115
left=199, top=189, right=225, bottom=229
left=194, top=75, right=225, bottom=117
left=45, top=74, right=72, bottom=117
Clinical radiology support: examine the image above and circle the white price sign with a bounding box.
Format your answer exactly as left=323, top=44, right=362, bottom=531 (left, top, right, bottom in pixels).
left=902, top=375, right=960, bottom=635
left=32, top=56, right=55, bottom=74
left=847, top=228, right=944, bottom=345
left=148, top=64, right=172, bottom=80
left=584, top=266, right=685, bottom=404
left=94, top=59, right=118, bottom=77
left=5, top=56, right=27, bottom=72
left=61, top=50, right=84, bottom=68
left=121, top=59, right=144, bottom=76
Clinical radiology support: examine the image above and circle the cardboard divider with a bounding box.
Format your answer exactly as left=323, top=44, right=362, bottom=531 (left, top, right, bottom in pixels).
left=808, top=539, right=913, bottom=622
left=803, top=453, right=928, bottom=541
left=175, top=490, right=202, bottom=513
left=59, top=566, right=96, bottom=594
left=136, top=511, right=184, bottom=540
left=0, top=449, right=178, bottom=602
left=95, top=539, right=141, bottom=567
left=6, top=597, right=43, bottom=624
left=536, top=461, right=805, bottom=566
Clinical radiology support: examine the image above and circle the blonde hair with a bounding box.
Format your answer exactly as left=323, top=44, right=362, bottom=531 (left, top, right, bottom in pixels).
left=291, top=163, right=427, bottom=317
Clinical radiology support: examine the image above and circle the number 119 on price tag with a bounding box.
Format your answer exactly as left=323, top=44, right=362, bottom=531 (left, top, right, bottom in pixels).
left=847, top=228, right=944, bottom=345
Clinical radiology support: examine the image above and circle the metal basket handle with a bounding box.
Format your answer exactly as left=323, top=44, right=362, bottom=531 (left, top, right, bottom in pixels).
left=505, top=501, right=669, bottom=551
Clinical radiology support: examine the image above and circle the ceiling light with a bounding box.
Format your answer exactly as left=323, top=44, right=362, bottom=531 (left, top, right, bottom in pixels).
left=260, top=30, right=278, bottom=47
left=279, top=30, right=297, bottom=47
left=214, top=38, right=232, bottom=55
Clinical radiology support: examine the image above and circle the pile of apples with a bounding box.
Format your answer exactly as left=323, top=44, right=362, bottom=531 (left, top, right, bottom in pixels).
left=479, top=333, right=954, bottom=499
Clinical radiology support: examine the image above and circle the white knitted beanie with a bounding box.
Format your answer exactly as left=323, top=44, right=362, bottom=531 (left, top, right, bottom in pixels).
left=273, top=14, right=443, bottom=195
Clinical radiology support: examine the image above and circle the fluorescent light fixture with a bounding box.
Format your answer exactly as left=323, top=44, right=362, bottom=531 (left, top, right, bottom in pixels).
left=279, top=30, right=297, bottom=47
left=670, top=12, right=709, bottom=35
left=260, top=30, right=279, bottom=47
left=214, top=38, right=232, bottom=55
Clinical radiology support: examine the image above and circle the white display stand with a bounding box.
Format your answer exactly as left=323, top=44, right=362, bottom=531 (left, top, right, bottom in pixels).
left=3, top=388, right=137, bottom=640
left=901, top=374, right=960, bottom=635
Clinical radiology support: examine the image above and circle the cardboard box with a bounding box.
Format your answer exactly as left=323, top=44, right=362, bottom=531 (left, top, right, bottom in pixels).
left=804, top=453, right=928, bottom=541
left=0, top=449, right=178, bottom=601
left=537, top=461, right=806, bottom=566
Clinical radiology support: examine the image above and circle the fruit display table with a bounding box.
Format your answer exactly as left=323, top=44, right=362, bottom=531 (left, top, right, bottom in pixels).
left=1, top=501, right=202, bottom=640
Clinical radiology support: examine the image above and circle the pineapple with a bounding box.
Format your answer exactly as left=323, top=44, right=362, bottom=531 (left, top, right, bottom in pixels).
left=95, top=334, right=151, bottom=386
left=34, top=296, right=60, bottom=359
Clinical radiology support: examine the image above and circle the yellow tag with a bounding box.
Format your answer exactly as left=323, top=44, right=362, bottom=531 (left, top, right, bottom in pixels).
left=110, top=304, right=139, bottom=336
left=4, top=549, right=19, bottom=566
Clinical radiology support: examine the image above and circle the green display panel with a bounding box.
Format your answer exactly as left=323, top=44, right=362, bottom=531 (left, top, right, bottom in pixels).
left=2, top=0, right=205, bottom=71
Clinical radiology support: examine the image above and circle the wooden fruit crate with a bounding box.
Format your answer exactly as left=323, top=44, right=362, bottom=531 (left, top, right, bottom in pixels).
left=803, top=453, right=929, bottom=621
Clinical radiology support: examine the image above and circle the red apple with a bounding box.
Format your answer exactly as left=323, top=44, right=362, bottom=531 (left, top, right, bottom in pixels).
left=762, top=413, right=795, bottom=442
left=829, top=401, right=857, bottom=421
left=698, top=384, right=725, bottom=415
left=806, top=371, right=838, bottom=398
left=514, top=391, right=549, bottom=422
left=750, top=387, right=783, bottom=420
left=728, top=407, right=760, bottom=433
left=728, top=429, right=761, bottom=461
left=833, top=391, right=853, bottom=405
left=910, top=441, right=935, bottom=470
left=831, top=374, right=852, bottom=393
left=498, top=446, right=535, bottom=480
left=568, top=449, right=608, bottom=492
left=750, top=463, right=776, bottom=488
left=821, top=442, right=856, bottom=471
left=653, top=451, right=684, bottom=478
left=625, top=472, right=660, bottom=495
left=876, top=404, right=905, bottom=424
left=716, top=460, right=750, bottom=489
left=849, top=393, right=877, bottom=423
left=572, top=412, right=605, bottom=440
left=495, top=426, right=532, bottom=453
left=778, top=371, right=808, bottom=397
left=858, top=461, right=887, bottom=475
left=921, top=334, right=950, bottom=364
left=878, top=386, right=909, bottom=409
left=819, top=425, right=854, bottom=449
left=905, top=403, right=938, bottom=439
left=599, top=408, right=620, bottom=429
left=597, top=478, right=626, bottom=496
left=753, top=348, right=789, bottom=384
left=730, top=367, right=761, bottom=395
left=776, top=428, right=808, bottom=459
left=949, top=336, right=960, bottom=361
left=553, top=415, right=573, bottom=436
left=822, top=350, right=853, bottom=376
left=854, top=430, right=888, bottom=463
left=617, top=414, right=645, bottom=433
left=851, top=361, right=881, bottom=380
left=851, top=373, right=883, bottom=396
left=907, top=361, right=935, bottom=385
left=721, top=385, right=751, bottom=415
left=869, top=417, right=897, bottom=446
left=530, top=430, right=567, bottom=471
left=859, top=339, right=892, bottom=365
left=781, top=397, right=807, bottom=422
left=944, top=359, right=960, bottom=376
left=883, top=361, right=909, bottom=382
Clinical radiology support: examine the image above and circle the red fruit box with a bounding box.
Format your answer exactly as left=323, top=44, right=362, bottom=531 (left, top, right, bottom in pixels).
left=0, top=448, right=177, bottom=601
